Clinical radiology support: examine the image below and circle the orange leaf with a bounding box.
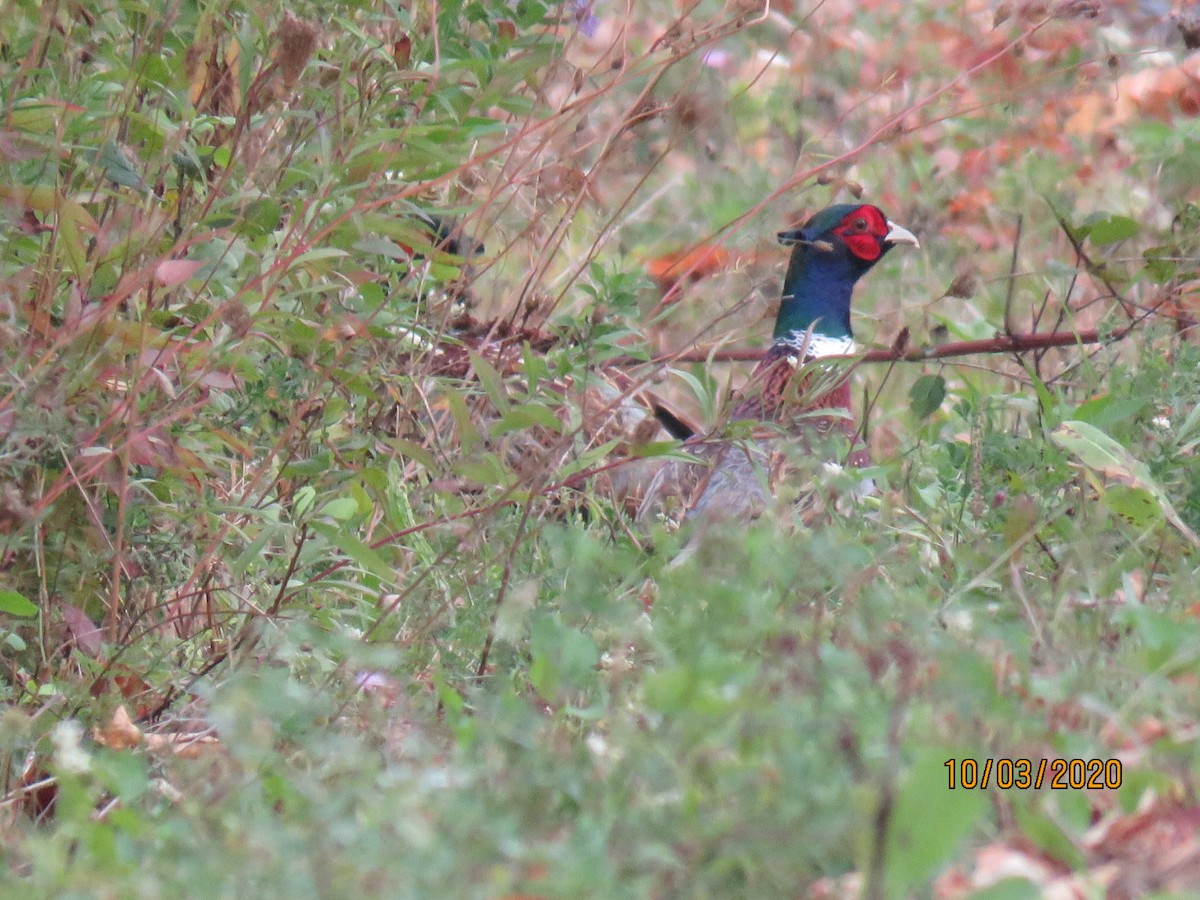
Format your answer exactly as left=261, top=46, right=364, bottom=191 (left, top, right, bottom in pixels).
left=145, top=732, right=222, bottom=758
left=645, top=244, right=733, bottom=295
left=92, top=705, right=144, bottom=750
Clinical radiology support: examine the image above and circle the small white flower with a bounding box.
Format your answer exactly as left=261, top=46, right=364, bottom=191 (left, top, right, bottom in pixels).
left=586, top=732, right=609, bottom=757
left=942, top=609, right=974, bottom=633
left=52, top=720, right=91, bottom=774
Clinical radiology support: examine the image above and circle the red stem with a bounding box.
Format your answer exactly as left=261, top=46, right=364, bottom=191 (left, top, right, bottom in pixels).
left=641, top=327, right=1115, bottom=367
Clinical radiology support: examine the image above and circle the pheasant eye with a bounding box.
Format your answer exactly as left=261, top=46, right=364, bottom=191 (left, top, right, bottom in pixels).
left=854, top=218, right=867, bottom=231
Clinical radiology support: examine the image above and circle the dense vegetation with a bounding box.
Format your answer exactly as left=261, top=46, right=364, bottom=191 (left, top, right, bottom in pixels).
left=4, top=0, right=1200, bottom=895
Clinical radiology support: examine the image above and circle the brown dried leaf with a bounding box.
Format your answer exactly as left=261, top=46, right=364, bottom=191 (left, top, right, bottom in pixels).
left=933, top=841, right=1087, bottom=898
left=92, top=705, right=143, bottom=750
left=19, top=755, right=57, bottom=820
left=275, top=12, right=319, bottom=89
left=144, top=732, right=222, bottom=759
left=58, top=599, right=103, bottom=657
left=393, top=33, right=412, bottom=68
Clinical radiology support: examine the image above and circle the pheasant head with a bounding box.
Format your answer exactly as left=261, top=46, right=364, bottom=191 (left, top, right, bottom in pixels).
left=774, top=203, right=918, bottom=357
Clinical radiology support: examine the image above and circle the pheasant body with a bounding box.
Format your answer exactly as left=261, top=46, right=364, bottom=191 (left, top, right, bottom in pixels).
left=639, top=203, right=917, bottom=528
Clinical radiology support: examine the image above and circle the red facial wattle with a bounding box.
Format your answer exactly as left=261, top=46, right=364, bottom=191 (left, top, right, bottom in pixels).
left=834, top=205, right=889, bottom=262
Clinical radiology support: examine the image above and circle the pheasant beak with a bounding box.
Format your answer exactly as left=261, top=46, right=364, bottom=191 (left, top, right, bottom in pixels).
left=885, top=221, right=920, bottom=249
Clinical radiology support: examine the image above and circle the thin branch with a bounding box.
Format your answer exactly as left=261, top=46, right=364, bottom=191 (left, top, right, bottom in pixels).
left=1048, top=205, right=1137, bottom=321
left=1003, top=215, right=1023, bottom=336
left=617, top=325, right=1122, bottom=368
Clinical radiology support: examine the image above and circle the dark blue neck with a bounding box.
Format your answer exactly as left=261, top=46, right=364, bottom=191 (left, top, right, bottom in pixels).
left=773, top=244, right=871, bottom=344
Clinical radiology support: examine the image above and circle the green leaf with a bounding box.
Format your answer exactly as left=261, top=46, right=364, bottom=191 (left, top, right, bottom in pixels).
left=0, top=185, right=97, bottom=276
left=881, top=748, right=988, bottom=894
left=1052, top=420, right=1139, bottom=473
left=909, top=374, right=946, bottom=419
left=293, top=485, right=317, bottom=518
left=434, top=673, right=465, bottom=716
left=675, top=367, right=720, bottom=424
left=95, top=139, right=148, bottom=192
left=0, top=590, right=37, bottom=617
left=292, top=247, right=350, bottom=267
left=8, top=98, right=83, bottom=134
left=556, top=439, right=620, bottom=480
left=1012, top=790, right=1089, bottom=869
left=57, top=206, right=88, bottom=276
left=309, top=522, right=395, bottom=582
left=353, top=237, right=412, bottom=261
left=452, top=452, right=512, bottom=487
left=236, top=199, right=282, bottom=238
left=1162, top=138, right=1200, bottom=194
left=1142, top=246, right=1177, bottom=283
left=1102, top=484, right=1160, bottom=527
left=642, top=668, right=696, bottom=712
left=320, top=497, right=360, bottom=521
left=513, top=0, right=551, bottom=27
left=966, top=878, right=1050, bottom=899
left=1086, top=214, right=1139, bottom=246
left=232, top=528, right=276, bottom=577
left=1176, top=403, right=1200, bottom=453
left=520, top=342, right=551, bottom=392
left=1024, top=365, right=1060, bottom=429
left=468, top=351, right=511, bottom=414
left=490, top=403, right=562, bottom=436
left=386, top=438, right=438, bottom=472
left=1072, top=394, right=1146, bottom=431
left=529, top=615, right=599, bottom=699
left=172, top=144, right=205, bottom=182
left=632, top=440, right=690, bottom=459
left=444, top=389, right=482, bottom=450
left=1052, top=420, right=1200, bottom=545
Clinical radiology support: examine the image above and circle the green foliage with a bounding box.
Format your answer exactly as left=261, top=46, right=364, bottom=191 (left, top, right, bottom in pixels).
left=909, top=373, right=947, bottom=420
left=5, top=0, right=1200, bottom=897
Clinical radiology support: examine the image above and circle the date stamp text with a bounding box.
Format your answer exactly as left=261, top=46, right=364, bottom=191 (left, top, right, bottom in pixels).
left=944, top=758, right=1122, bottom=790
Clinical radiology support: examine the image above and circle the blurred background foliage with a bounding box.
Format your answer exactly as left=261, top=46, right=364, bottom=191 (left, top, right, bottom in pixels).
left=4, top=0, right=1200, bottom=895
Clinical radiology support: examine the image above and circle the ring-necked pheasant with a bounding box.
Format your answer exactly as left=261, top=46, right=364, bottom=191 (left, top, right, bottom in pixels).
left=638, top=203, right=919, bottom=529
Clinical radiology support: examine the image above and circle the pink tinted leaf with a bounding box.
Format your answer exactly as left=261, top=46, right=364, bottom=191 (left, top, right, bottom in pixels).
left=198, top=370, right=238, bottom=390
left=58, top=600, right=103, bottom=656
left=155, top=259, right=205, bottom=287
